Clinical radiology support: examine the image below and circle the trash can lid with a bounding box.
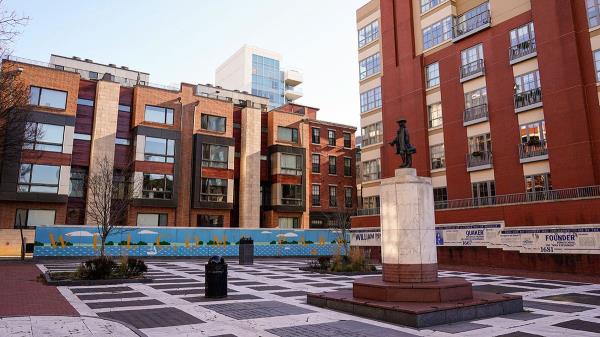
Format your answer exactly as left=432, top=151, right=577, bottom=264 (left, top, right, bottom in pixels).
left=208, top=255, right=225, bottom=264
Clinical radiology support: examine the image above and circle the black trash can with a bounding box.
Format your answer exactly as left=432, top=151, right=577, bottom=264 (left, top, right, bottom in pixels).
left=205, top=256, right=227, bottom=298
left=238, top=236, right=254, bottom=265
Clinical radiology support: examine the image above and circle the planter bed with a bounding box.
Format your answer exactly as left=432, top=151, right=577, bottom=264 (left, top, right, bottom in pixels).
left=44, top=271, right=153, bottom=286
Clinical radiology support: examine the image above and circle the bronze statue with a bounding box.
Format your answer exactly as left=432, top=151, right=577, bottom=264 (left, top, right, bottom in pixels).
left=389, top=119, right=416, bottom=168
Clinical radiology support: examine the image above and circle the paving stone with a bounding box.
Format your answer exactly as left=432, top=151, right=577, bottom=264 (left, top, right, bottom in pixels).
left=184, top=294, right=261, bottom=302
left=266, top=320, right=419, bottom=337
left=230, top=281, right=264, bottom=286
left=523, top=300, right=593, bottom=313
left=273, top=291, right=308, bottom=297
left=501, top=312, right=549, bottom=321
left=268, top=275, right=294, bottom=279
left=306, top=282, right=341, bottom=288
left=470, top=278, right=499, bottom=283
left=98, top=307, right=204, bottom=329
left=540, top=293, right=600, bottom=306
left=164, top=288, right=205, bottom=295
left=431, top=322, right=490, bottom=333
left=509, top=282, right=563, bottom=289
left=248, top=285, right=289, bottom=291
left=473, top=285, right=534, bottom=294
left=282, top=278, right=317, bottom=283
left=151, top=278, right=199, bottom=283
left=149, top=283, right=204, bottom=289
left=494, top=332, right=544, bottom=337
left=77, top=291, right=147, bottom=301
left=532, top=279, right=589, bottom=286
left=69, top=286, right=133, bottom=294
left=87, top=299, right=163, bottom=309
left=554, top=319, right=600, bottom=334
left=203, top=300, right=314, bottom=320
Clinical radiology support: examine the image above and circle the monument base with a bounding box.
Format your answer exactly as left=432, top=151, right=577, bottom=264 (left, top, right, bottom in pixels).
left=307, top=289, right=523, bottom=328
left=353, top=276, right=472, bottom=302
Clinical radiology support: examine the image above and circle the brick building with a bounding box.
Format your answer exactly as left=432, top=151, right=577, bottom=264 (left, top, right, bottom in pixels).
left=0, top=55, right=356, bottom=229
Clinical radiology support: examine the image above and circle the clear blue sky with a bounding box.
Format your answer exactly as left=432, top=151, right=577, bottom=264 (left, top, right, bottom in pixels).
left=6, top=0, right=367, bottom=128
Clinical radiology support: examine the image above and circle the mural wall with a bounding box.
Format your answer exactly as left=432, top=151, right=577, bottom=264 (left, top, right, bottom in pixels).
left=33, top=225, right=348, bottom=257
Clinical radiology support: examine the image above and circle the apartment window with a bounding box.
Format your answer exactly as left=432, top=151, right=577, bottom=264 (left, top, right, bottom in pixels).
left=118, top=104, right=131, bottom=112
left=281, top=184, right=302, bottom=206
left=310, top=219, right=324, bottom=228
left=312, top=154, right=320, bottom=173
left=525, top=173, right=552, bottom=193
left=421, top=0, right=446, bottom=12
left=361, top=122, right=382, bottom=146
left=360, top=86, right=382, bottom=113
left=464, top=87, right=487, bottom=108
left=201, top=143, right=228, bottom=168
left=201, top=114, right=226, bottom=132
left=362, top=196, right=380, bottom=209
left=328, top=186, right=338, bottom=207
left=358, top=20, right=379, bottom=47
left=278, top=217, right=299, bottom=229
left=433, top=187, right=448, bottom=208
left=73, top=133, right=91, bottom=141
left=198, top=214, right=224, bottom=227
left=587, top=0, right=600, bottom=28
left=281, top=153, right=302, bottom=175
left=328, top=130, right=336, bottom=146
left=69, top=168, right=87, bottom=198
left=510, top=22, right=535, bottom=47
left=112, top=171, right=128, bottom=199
left=515, top=70, right=541, bottom=93
left=461, top=44, right=484, bottom=67
left=425, top=62, right=440, bottom=88
left=18, top=164, right=60, bottom=193
left=343, top=133, right=351, bottom=148
left=144, top=105, right=174, bottom=125
left=422, top=16, right=452, bottom=50
left=328, top=156, right=337, bottom=174
left=520, top=120, right=546, bottom=144
left=311, top=127, right=320, bottom=144
left=594, top=50, right=600, bottom=82
left=200, top=178, right=227, bottom=202
left=343, top=157, right=352, bottom=176
left=363, top=159, right=381, bottom=181
left=115, top=138, right=130, bottom=146
left=137, top=213, right=167, bottom=227
left=23, top=122, right=64, bottom=152
left=15, top=209, right=55, bottom=228
left=312, top=184, right=320, bottom=206
left=344, top=187, right=353, bottom=208
left=278, top=126, right=298, bottom=143
left=472, top=180, right=496, bottom=205
left=142, top=174, right=173, bottom=199
left=29, top=86, right=67, bottom=110
left=77, top=98, right=94, bottom=106
left=144, top=137, right=175, bottom=163
left=88, top=71, right=98, bottom=80
left=359, top=53, right=381, bottom=80
left=468, top=133, right=492, bottom=154
left=430, top=144, right=445, bottom=170
left=428, top=103, right=443, bottom=128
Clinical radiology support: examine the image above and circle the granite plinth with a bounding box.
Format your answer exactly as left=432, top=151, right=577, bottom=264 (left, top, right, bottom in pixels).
left=353, top=276, right=472, bottom=303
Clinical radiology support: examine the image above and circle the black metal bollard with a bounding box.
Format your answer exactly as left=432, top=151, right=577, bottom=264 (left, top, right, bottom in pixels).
left=238, top=236, right=254, bottom=265
left=205, top=256, right=227, bottom=298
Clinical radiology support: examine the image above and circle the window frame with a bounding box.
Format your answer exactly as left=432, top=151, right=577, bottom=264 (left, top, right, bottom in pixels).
left=587, top=0, right=600, bottom=29
left=142, top=173, right=173, bottom=200
left=328, top=155, right=337, bottom=175
left=198, top=214, right=224, bottom=227
left=281, top=184, right=303, bottom=206
left=344, top=187, right=353, bottom=208
left=136, top=213, right=168, bottom=226
left=344, top=157, right=352, bottom=176
left=519, top=120, right=546, bottom=144
left=329, top=185, right=337, bottom=207
left=471, top=180, right=496, bottom=205
left=18, top=163, right=60, bottom=193
left=427, top=102, right=443, bottom=129
left=425, top=62, right=440, bottom=88
left=514, top=70, right=541, bottom=93
left=343, top=132, right=352, bottom=148
left=311, top=127, right=320, bottom=144
left=358, top=20, right=379, bottom=47
left=144, top=136, right=175, bottom=163
left=430, top=143, right=446, bottom=170
left=360, top=86, right=382, bottom=113
left=200, top=177, right=228, bottom=202
left=144, top=105, right=174, bottom=125
left=327, top=130, right=336, bottom=146
left=422, top=16, right=452, bottom=50
left=280, top=153, right=303, bottom=176
left=311, top=184, right=321, bottom=206
left=29, top=86, right=68, bottom=110
left=362, top=158, right=381, bottom=181
left=361, top=122, right=382, bottom=146
left=525, top=173, right=552, bottom=193
left=23, top=122, right=65, bottom=153
left=278, top=217, right=299, bottom=229
left=277, top=126, right=299, bottom=143
left=464, top=87, right=487, bottom=109
left=594, top=49, right=600, bottom=82
left=201, top=143, right=228, bottom=168
left=69, top=167, right=87, bottom=198
left=510, top=22, right=535, bottom=47
left=14, top=209, right=56, bottom=228
left=200, top=113, right=226, bottom=133
left=359, top=53, right=381, bottom=80
left=311, top=153, right=320, bottom=173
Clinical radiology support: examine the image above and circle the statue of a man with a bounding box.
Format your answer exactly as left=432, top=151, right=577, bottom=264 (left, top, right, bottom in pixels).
left=389, top=119, right=416, bottom=168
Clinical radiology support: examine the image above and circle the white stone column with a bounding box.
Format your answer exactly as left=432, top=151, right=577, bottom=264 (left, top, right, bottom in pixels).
left=239, top=107, right=261, bottom=228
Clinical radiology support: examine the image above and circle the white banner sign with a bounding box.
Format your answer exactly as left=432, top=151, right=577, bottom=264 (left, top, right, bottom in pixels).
left=350, top=228, right=381, bottom=246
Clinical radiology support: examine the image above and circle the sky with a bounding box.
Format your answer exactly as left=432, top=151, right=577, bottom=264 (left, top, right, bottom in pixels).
left=5, top=0, right=367, bottom=128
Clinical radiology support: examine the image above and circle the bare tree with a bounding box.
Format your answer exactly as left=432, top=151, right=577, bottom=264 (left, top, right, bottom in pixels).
left=85, top=155, right=139, bottom=257
left=325, top=208, right=353, bottom=256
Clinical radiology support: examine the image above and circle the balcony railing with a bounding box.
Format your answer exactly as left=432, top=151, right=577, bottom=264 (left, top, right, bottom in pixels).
left=356, top=207, right=380, bottom=216
left=363, top=172, right=381, bottom=181
left=460, top=59, right=485, bottom=81
left=463, top=103, right=488, bottom=125
left=509, top=39, right=537, bottom=64
left=362, top=135, right=383, bottom=147
left=514, top=87, right=542, bottom=112
left=519, top=140, right=548, bottom=161
left=466, top=150, right=492, bottom=171
left=453, top=10, right=491, bottom=41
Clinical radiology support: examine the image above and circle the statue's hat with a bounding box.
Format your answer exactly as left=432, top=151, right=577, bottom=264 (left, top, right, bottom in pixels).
left=397, top=119, right=407, bottom=123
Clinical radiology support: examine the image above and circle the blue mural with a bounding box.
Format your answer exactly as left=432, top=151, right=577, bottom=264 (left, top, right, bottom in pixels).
left=33, top=225, right=348, bottom=257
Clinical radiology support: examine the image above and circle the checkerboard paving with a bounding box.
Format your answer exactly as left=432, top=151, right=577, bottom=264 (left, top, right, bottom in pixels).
left=34, top=259, right=600, bottom=337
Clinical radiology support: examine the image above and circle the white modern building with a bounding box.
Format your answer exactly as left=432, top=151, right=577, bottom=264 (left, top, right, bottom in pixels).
left=215, top=45, right=303, bottom=109
left=50, top=54, right=150, bottom=86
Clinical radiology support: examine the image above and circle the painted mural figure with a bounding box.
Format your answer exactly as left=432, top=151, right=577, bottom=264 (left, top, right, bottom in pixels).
left=389, top=119, right=416, bottom=168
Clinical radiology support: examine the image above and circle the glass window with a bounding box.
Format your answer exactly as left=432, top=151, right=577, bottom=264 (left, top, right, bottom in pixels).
left=344, top=157, right=352, bottom=176
left=430, top=144, right=445, bottom=170
left=23, top=122, right=64, bottom=152
left=421, top=0, right=446, bottom=12
left=312, top=184, right=320, bottom=206
left=142, top=174, right=173, bottom=199
left=362, top=196, right=380, bottom=209
left=115, top=138, right=130, bottom=145
left=200, top=178, right=227, bottom=202
left=468, top=133, right=492, bottom=153
left=343, top=133, right=351, bottom=148
left=514, top=70, right=541, bottom=93
left=328, top=130, right=336, bottom=146
left=520, top=120, right=546, bottom=144
left=472, top=180, right=496, bottom=206
left=15, top=209, right=55, bottom=228
left=73, top=133, right=91, bottom=141
left=281, top=153, right=302, bottom=175
left=510, top=22, right=535, bottom=47
left=363, top=159, right=381, bottom=181
left=361, top=122, right=382, bottom=146
left=425, top=62, right=440, bottom=88
left=18, top=164, right=60, bottom=193
left=460, top=44, right=484, bottom=66
left=89, top=71, right=98, bottom=80
left=329, top=185, right=337, bottom=207
left=198, top=214, right=224, bottom=227
left=428, top=103, right=443, bottom=128
left=360, top=86, right=382, bottom=113
left=201, top=114, right=226, bottom=132
left=359, top=53, right=381, bottom=80
left=277, top=126, right=298, bottom=143
left=311, top=127, right=320, bottom=144
left=464, top=87, right=487, bottom=108
left=587, top=0, right=600, bottom=28
left=29, top=86, right=67, bottom=110
left=328, top=156, right=337, bottom=175
left=422, top=16, right=452, bottom=50
left=594, top=50, right=600, bottom=82
left=312, top=153, right=320, bottom=173
left=77, top=98, right=94, bottom=106
left=281, top=184, right=302, bottom=205
left=136, top=213, right=168, bottom=226
left=144, top=137, right=175, bottom=163
left=433, top=187, right=448, bottom=208
left=525, top=173, right=552, bottom=193
left=118, top=104, right=131, bottom=112
left=344, top=187, right=353, bottom=208
left=202, top=143, right=228, bottom=168
left=278, top=217, right=299, bottom=229
left=144, top=105, right=174, bottom=125
left=69, top=167, right=87, bottom=197
left=358, top=20, right=379, bottom=47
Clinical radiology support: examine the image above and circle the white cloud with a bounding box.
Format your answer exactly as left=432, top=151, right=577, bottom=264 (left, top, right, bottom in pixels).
left=260, top=231, right=272, bottom=234
left=138, top=229, right=159, bottom=235
left=66, top=231, right=95, bottom=237
left=277, top=232, right=298, bottom=238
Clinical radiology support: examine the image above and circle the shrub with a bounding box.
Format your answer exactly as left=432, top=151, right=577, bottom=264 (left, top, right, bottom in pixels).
left=34, top=241, right=44, bottom=246
left=120, top=257, right=147, bottom=276
left=270, top=240, right=277, bottom=245
left=317, top=256, right=330, bottom=270
left=197, top=240, right=203, bottom=246
left=136, top=241, right=147, bottom=246
left=153, top=241, right=170, bottom=246
left=76, top=256, right=116, bottom=279
left=105, top=241, right=114, bottom=246
left=118, top=240, right=128, bottom=246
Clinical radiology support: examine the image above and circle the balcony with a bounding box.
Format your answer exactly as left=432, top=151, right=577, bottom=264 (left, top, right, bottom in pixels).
left=463, top=103, right=488, bottom=126
left=509, top=39, right=537, bottom=65
left=284, top=69, right=303, bottom=86
left=514, top=87, right=542, bottom=113
left=460, top=59, right=485, bottom=82
left=284, top=86, right=303, bottom=101
left=452, top=9, right=491, bottom=42
left=519, top=139, right=548, bottom=163
left=466, top=150, right=492, bottom=171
